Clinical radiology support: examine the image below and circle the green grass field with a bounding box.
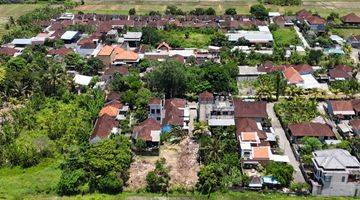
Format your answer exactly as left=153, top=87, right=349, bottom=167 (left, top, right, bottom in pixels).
left=330, top=28, right=360, bottom=38
left=0, top=4, right=44, bottom=36
left=159, top=30, right=212, bottom=48
left=72, top=0, right=360, bottom=17
left=273, top=28, right=301, bottom=47
left=0, top=159, right=61, bottom=199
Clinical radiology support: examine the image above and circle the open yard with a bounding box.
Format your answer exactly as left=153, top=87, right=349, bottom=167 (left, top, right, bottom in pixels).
left=0, top=4, right=44, bottom=36
left=330, top=28, right=360, bottom=38
left=73, top=0, right=360, bottom=17
left=126, top=137, right=200, bottom=191
left=273, top=28, right=301, bottom=47
left=159, top=29, right=213, bottom=48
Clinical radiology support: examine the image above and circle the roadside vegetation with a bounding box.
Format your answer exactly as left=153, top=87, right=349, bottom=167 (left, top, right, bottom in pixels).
left=274, top=98, right=319, bottom=126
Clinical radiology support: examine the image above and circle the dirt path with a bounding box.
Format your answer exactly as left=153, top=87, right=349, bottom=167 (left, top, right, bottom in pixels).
left=126, top=137, right=200, bottom=191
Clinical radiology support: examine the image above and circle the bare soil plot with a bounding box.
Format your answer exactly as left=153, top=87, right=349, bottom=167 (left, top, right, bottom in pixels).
left=126, top=137, right=200, bottom=191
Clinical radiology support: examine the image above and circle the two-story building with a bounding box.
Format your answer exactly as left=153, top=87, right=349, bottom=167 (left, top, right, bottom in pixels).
left=311, top=149, right=360, bottom=197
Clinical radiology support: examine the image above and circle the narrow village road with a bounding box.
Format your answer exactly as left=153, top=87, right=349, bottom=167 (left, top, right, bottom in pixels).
left=267, top=103, right=306, bottom=183
left=351, top=47, right=359, bottom=64
left=294, top=26, right=311, bottom=49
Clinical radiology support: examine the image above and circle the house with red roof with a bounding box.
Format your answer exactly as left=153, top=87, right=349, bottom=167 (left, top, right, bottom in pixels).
left=288, top=122, right=336, bottom=142
left=341, top=13, right=360, bottom=26
left=234, top=98, right=268, bottom=122
left=132, top=118, right=162, bottom=151
left=283, top=67, right=304, bottom=85
left=89, top=100, right=129, bottom=143
left=236, top=117, right=289, bottom=166
left=296, top=9, right=327, bottom=33
left=147, top=98, right=190, bottom=131
left=327, top=100, right=356, bottom=120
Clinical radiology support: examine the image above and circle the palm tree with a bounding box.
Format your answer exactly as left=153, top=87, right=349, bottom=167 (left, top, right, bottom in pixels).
left=193, top=121, right=210, bottom=137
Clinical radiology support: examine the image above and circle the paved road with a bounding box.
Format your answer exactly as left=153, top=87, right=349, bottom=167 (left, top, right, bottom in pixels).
left=267, top=103, right=305, bottom=183
left=294, top=26, right=311, bottom=49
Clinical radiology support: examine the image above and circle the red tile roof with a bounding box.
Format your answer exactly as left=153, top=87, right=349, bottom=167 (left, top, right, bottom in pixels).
left=253, top=146, right=270, bottom=160
left=97, top=45, right=114, bottom=56
left=351, top=99, right=360, bottom=113
left=283, top=67, right=303, bottom=84
left=329, top=68, right=351, bottom=79
left=235, top=118, right=266, bottom=139
left=335, top=65, right=352, bottom=73
left=341, top=13, right=360, bottom=24
left=349, top=119, right=360, bottom=131
left=106, top=91, right=121, bottom=102
left=157, top=41, right=171, bottom=51
left=164, top=98, right=186, bottom=126
left=199, top=91, right=214, bottom=103
left=104, top=66, right=129, bottom=76
left=296, top=9, right=312, bottom=20
left=288, top=122, right=335, bottom=137
left=0, top=47, right=17, bottom=56
left=293, top=64, right=313, bottom=74
left=133, top=118, right=161, bottom=141
left=113, top=47, right=139, bottom=61
left=306, top=15, right=326, bottom=25
left=234, top=99, right=268, bottom=118
left=329, top=100, right=354, bottom=112
left=90, top=114, right=119, bottom=140
left=47, top=47, right=73, bottom=56
left=149, top=98, right=162, bottom=105
left=99, top=100, right=123, bottom=117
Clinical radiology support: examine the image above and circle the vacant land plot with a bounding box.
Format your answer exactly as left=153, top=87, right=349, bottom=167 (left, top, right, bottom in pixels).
left=159, top=30, right=213, bottom=48
left=126, top=137, right=200, bottom=191
left=273, top=28, right=301, bottom=47
left=330, top=28, right=360, bottom=38
left=0, top=159, right=61, bottom=199
left=73, top=0, right=360, bottom=17
left=0, top=4, right=43, bottom=36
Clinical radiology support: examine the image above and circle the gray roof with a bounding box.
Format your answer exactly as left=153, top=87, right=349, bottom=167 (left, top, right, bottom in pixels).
left=312, top=149, right=360, bottom=170
left=11, top=38, right=32, bottom=45
left=61, top=31, right=79, bottom=40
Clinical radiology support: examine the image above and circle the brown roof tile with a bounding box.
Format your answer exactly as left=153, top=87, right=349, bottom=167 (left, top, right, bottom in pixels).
left=288, top=122, right=335, bottom=137
left=90, top=114, right=119, bottom=140
left=234, top=99, right=267, bottom=118
left=284, top=67, right=303, bottom=84
left=133, top=118, right=161, bottom=141
left=164, top=98, right=186, bottom=126
left=199, top=91, right=214, bottom=103
left=329, top=100, right=354, bottom=112
left=341, top=13, right=360, bottom=23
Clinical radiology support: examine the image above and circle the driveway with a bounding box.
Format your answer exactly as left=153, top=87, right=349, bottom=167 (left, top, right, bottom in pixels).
left=267, top=103, right=305, bottom=183
left=294, top=26, right=311, bottom=49
left=351, top=47, right=359, bottom=64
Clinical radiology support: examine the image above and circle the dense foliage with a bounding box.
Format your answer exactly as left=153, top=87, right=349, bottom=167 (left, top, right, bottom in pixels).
left=274, top=98, right=319, bottom=125
left=3, top=6, right=67, bottom=43
left=196, top=126, right=248, bottom=194
left=146, top=158, right=171, bottom=193
left=57, top=135, right=133, bottom=195
left=265, top=161, right=294, bottom=186
left=145, top=59, right=238, bottom=99
left=0, top=90, right=104, bottom=167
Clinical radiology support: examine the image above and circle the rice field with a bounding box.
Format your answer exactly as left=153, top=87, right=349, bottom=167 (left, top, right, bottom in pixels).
left=0, top=4, right=44, bottom=36
left=73, top=0, right=360, bottom=17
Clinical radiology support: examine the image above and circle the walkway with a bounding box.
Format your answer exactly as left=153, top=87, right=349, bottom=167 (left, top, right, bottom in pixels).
left=267, top=103, right=305, bottom=183
left=294, top=26, right=311, bottom=49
